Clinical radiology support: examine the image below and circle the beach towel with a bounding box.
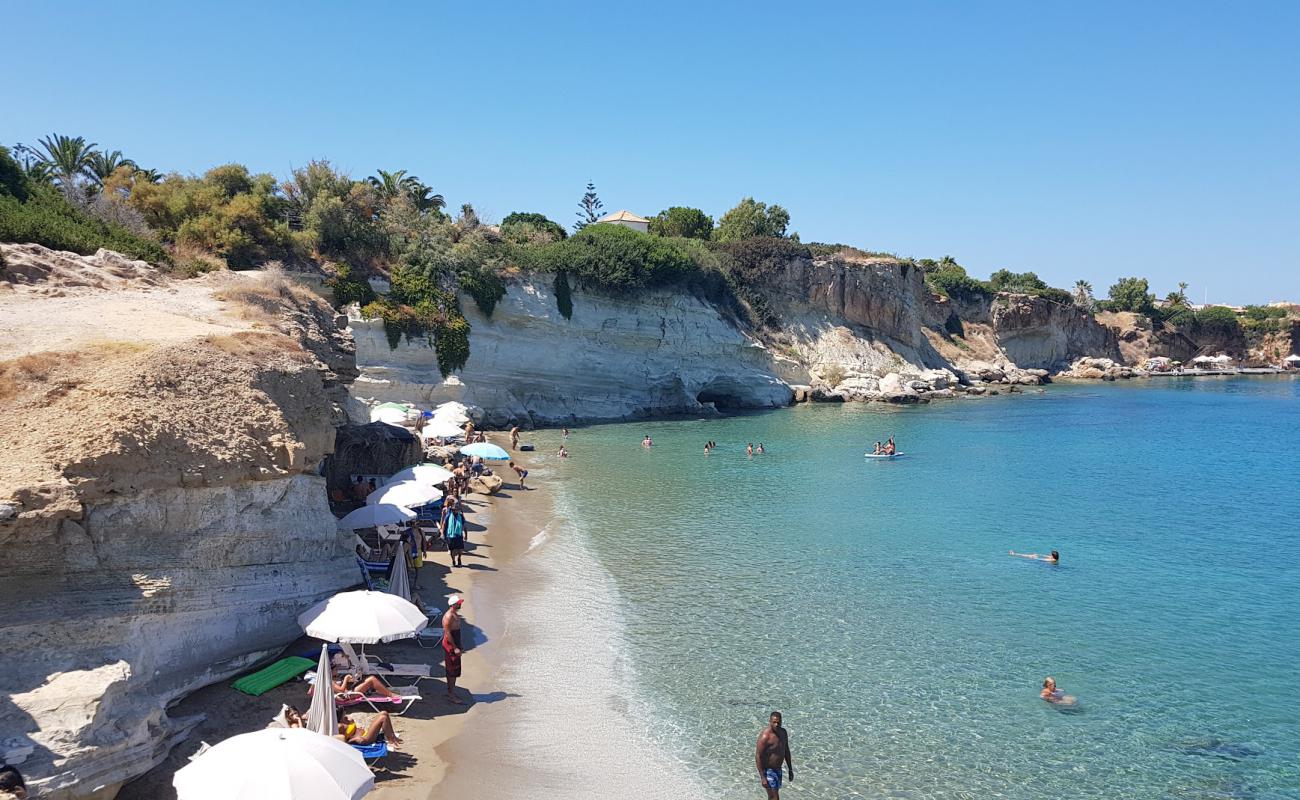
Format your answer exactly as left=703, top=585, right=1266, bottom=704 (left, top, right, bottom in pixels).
left=231, top=656, right=315, bottom=696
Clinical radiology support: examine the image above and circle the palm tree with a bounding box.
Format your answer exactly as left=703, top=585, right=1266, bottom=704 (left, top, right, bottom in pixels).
left=405, top=179, right=444, bottom=214
left=1177, top=281, right=1190, bottom=305
left=11, top=144, right=55, bottom=185
left=1073, top=279, right=1095, bottom=309
left=34, top=133, right=98, bottom=186
left=86, top=150, right=138, bottom=184
left=133, top=167, right=163, bottom=184
left=366, top=169, right=410, bottom=203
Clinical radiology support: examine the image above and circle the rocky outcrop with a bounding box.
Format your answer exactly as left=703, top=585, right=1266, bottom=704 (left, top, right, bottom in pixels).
left=0, top=246, right=358, bottom=799
left=349, top=279, right=793, bottom=425
left=986, top=294, right=1122, bottom=369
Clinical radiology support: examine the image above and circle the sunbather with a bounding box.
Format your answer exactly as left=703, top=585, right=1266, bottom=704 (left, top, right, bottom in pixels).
left=338, top=711, right=403, bottom=748
left=333, top=674, right=400, bottom=698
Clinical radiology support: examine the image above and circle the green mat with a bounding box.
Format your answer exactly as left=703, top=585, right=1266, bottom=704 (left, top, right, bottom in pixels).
left=231, top=656, right=315, bottom=696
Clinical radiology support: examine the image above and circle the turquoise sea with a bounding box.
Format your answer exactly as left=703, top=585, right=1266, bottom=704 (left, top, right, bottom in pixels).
left=530, top=377, right=1300, bottom=799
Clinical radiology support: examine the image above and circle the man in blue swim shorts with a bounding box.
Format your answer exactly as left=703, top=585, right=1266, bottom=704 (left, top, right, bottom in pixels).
left=755, top=711, right=794, bottom=798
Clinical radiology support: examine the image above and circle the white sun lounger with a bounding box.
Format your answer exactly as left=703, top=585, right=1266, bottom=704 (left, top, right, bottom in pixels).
left=337, top=642, right=431, bottom=681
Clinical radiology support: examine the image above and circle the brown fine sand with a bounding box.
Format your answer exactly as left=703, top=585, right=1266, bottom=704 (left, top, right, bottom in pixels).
left=118, top=455, right=553, bottom=799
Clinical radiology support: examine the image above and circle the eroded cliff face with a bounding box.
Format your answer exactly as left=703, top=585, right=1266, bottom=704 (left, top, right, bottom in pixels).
left=0, top=245, right=357, bottom=799
left=346, top=254, right=1166, bottom=420
left=350, top=279, right=794, bottom=425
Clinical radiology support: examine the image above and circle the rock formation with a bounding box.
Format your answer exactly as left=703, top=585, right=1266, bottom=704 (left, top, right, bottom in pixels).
left=349, top=280, right=793, bottom=425
left=0, top=245, right=358, bottom=799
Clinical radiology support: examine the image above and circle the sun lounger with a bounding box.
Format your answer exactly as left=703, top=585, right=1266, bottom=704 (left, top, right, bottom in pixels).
left=336, top=687, right=422, bottom=716
left=352, top=739, right=388, bottom=765
left=231, top=656, right=315, bottom=696
left=338, top=642, right=431, bottom=680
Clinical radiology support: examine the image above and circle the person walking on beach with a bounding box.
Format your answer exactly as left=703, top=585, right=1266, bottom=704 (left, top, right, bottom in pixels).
left=756, top=711, right=794, bottom=798
left=442, top=595, right=466, bottom=704
left=510, top=425, right=520, bottom=450
left=443, top=501, right=466, bottom=568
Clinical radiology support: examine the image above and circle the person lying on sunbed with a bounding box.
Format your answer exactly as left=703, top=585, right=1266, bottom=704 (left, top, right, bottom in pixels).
left=330, top=674, right=400, bottom=699
left=337, top=712, right=403, bottom=748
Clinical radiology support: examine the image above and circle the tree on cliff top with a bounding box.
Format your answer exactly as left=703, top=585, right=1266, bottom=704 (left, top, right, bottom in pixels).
left=649, top=206, right=713, bottom=239
left=502, top=211, right=567, bottom=242
left=713, top=197, right=789, bottom=242
left=574, top=181, right=603, bottom=231
left=988, top=269, right=1048, bottom=293
left=1073, top=280, right=1095, bottom=310
left=1107, top=277, right=1155, bottom=313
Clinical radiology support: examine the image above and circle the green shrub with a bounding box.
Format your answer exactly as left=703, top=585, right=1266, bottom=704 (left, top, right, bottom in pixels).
left=807, top=242, right=899, bottom=260
left=1153, top=305, right=1194, bottom=327
left=0, top=186, right=169, bottom=265
left=649, top=206, right=713, bottom=239
left=1107, top=277, right=1154, bottom=313
left=1242, top=304, right=1289, bottom=321
left=713, top=197, right=790, bottom=242
left=533, top=224, right=695, bottom=294
left=325, top=262, right=377, bottom=307
left=0, top=146, right=31, bottom=202
left=926, top=264, right=993, bottom=302
left=554, top=269, right=573, bottom=319
left=1192, top=306, right=1242, bottom=336
left=501, top=212, right=566, bottom=241
left=458, top=262, right=506, bottom=316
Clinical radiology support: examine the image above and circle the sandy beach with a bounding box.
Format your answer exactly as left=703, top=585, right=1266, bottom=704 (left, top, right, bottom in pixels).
left=118, top=452, right=554, bottom=800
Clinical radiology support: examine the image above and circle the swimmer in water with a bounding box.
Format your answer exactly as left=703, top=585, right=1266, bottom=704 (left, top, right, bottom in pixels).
left=1040, top=676, right=1077, bottom=706
left=1010, top=549, right=1059, bottom=563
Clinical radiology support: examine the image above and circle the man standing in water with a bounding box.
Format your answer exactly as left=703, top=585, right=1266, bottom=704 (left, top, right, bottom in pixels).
left=442, top=595, right=465, bottom=703
left=756, top=711, right=794, bottom=798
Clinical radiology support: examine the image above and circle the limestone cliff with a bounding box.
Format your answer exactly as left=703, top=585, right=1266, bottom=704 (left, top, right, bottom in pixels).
left=347, top=254, right=1138, bottom=419
left=350, top=279, right=793, bottom=425
left=0, top=244, right=358, bottom=799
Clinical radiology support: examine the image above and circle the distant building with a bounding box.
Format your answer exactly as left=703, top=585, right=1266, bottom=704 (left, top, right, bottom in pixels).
left=596, top=209, right=650, bottom=233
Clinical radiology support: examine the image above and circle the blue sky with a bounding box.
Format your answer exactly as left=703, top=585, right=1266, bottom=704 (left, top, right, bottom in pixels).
left=5, top=1, right=1298, bottom=303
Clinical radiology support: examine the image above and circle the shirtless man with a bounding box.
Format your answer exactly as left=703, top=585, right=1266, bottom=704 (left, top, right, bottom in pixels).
left=755, top=711, right=794, bottom=798
left=509, top=425, right=520, bottom=450
left=442, top=596, right=466, bottom=703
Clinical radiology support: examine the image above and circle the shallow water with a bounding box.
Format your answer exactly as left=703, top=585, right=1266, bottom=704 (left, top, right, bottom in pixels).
left=539, top=378, right=1300, bottom=799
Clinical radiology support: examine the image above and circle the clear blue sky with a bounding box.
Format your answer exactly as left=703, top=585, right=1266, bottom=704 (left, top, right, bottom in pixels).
left=5, top=1, right=1298, bottom=303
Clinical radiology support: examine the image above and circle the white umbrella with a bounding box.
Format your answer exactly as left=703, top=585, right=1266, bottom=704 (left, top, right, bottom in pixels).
left=298, top=590, right=427, bottom=644
left=366, top=481, right=442, bottom=509
left=420, top=419, right=465, bottom=441
left=385, top=463, right=454, bottom=487
left=305, top=643, right=337, bottom=737
left=173, top=728, right=373, bottom=800
left=461, top=442, right=510, bottom=460
left=337, top=503, right=415, bottom=530
left=387, top=541, right=412, bottom=603
left=1285, top=354, right=1300, bottom=363
left=370, top=406, right=409, bottom=425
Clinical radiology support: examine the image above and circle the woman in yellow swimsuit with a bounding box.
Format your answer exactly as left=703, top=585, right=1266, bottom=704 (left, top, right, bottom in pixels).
left=336, top=711, right=402, bottom=748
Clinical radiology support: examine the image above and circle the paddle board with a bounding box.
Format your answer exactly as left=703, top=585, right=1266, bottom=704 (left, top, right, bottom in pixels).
left=864, top=452, right=905, bottom=459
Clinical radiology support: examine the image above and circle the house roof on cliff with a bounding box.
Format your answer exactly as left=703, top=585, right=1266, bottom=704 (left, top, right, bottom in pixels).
left=596, top=209, right=650, bottom=224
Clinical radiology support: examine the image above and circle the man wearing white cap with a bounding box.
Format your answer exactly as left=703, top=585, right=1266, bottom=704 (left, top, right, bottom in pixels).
left=442, top=595, right=466, bottom=704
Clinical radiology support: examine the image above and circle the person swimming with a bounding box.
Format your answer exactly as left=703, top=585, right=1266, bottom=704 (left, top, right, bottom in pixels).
left=1010, top=549, right=1060, bottom=563
left=1040, top=676, right=1077, bottom=705
left=756, top=443, right=765, bottom=454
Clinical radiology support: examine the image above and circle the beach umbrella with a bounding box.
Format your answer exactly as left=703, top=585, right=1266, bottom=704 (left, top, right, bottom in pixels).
left=172, top=728, right=373, bottom=800
left=337, top=503, right=415, bottom=530
left=370, top=406, right=408, bottom=425
left=305, top=643, right=337, bottom=737
left=386, top=541, right=412, bottom=603
left=420, top=419, right=465, bottom=441
left=385, top=463, right=454, bottom=487
left=461, top=442, right=510, bottom=460
left=366, top=480, right=442, bottom=509
left=298, top=590, right=427, bottom=644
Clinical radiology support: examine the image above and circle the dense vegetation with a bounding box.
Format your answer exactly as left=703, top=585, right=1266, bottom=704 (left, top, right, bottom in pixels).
left=7, top=132, right=1288, bottom=372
